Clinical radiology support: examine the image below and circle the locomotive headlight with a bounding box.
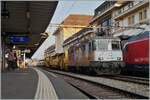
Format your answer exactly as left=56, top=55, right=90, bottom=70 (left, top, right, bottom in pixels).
left=98, top=57, right=103, bottom=60
left=117, top=57, right=121, bottom=60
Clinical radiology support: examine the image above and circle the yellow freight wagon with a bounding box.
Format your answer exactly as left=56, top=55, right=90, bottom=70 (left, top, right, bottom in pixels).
left=45, top=57, right=49, bottom=67
left=63, top=49, right=69, bottom=71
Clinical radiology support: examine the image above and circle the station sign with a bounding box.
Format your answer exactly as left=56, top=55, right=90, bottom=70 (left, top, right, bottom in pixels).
left=6, top=35, right=30, bottom=44
left=9, top=36, right=30, bottom=44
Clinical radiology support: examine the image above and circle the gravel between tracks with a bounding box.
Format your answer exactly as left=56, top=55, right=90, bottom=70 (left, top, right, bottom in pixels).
left=57, top=74, right=140, bottom=99
left=47, top=69, right=149, bottom=98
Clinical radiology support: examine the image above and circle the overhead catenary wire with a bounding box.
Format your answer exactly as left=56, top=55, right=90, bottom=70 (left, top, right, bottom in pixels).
left=63, top=1, right=76, bottom=18
left=48, top=23, right=145, bottom=30
left=46, top=1, right=76, bottom=35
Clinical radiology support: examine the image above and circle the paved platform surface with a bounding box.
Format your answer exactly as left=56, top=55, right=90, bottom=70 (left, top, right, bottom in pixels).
left=1, top=67, right=89, bottom=99
left=40, top=68, right=89, bottom=99
left=1, top=68, right=38, bottom=99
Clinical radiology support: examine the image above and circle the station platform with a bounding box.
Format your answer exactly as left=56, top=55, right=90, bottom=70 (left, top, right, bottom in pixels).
left=1, top=67, right=89, bottom=99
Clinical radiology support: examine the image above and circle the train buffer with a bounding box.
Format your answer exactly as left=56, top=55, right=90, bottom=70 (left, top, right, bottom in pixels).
left=1, top=67, right=89, bottom=99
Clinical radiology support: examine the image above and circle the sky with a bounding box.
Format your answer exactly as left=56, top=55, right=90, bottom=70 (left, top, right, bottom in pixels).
left=32, top=0, right=104, bottom=60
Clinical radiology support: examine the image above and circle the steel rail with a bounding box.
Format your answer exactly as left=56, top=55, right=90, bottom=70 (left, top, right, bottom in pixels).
left=106, top=75, right=149, bottom=85
left=41, top=67, right=149, bottom=99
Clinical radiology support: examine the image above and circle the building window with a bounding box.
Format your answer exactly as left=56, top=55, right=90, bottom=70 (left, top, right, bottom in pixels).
left=108, top=18, right=111, bottom=25
left=131, top=2, right=134, bottom=7
left=143, top=9, right=147, bottom=19
left=131, top=15, right=134, bottom=24
left=139, top=11, right=143, bottom=20
left=115, top=21, right=120, bottom=27
left=139, top=9, right=147, bottom=21
left=118, top=9, right=122, bottom=14
left=128, top=15, right=134, bottom=25
left=98, top=11, right=101, bottom=15
left=128, top=16, right=131, bottom=25
left=128, top=2, right=134, bottom=8
left=122, top=7, right=124, bottom=12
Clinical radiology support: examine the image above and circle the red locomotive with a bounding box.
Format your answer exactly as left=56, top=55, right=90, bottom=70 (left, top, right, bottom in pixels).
left=122, top=31, right=149, bottom=77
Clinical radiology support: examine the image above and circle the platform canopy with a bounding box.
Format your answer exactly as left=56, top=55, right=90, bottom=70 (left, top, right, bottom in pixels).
left=1, top=1, right=58, bottom=57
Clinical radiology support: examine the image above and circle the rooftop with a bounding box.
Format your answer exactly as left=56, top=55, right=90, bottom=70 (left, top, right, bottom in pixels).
left=53, top=14, right=92, bottom=35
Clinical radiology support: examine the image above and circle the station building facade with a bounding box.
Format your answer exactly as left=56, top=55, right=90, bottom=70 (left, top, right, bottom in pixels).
left=90, top=0, right=149, bottom=37
left=53, top=14, right=92, bottom=54
left=90, top=1, right=116, bottom=36
left=112, top=0, right=149, bottom=36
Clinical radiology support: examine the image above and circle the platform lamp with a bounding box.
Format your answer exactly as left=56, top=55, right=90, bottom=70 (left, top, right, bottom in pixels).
left=34, top=43, right=39, bottom=46
left=22, top=49, right=31, bottom=68
left=40, top=32, right=49, bottom=39
left=114, top=3, right=122, bottom=7
left=114, top=0, right=126, bottom=7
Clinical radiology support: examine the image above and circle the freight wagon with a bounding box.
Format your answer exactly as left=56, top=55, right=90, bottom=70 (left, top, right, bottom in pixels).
left=44, top=36, right=125, bottom=75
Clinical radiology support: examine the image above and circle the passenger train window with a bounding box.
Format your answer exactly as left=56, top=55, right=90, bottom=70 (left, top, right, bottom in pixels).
left=112, top=41, right=120, bottom=50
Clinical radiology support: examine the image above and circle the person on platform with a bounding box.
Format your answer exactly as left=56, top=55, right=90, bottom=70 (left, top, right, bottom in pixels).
left=13, top=52, right=18, bottom=69
left=7, top=49, right=16, bottom=70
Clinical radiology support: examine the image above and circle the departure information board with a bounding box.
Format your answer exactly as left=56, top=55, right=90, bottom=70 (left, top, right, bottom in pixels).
left=9, top=36, right=30, bottom=44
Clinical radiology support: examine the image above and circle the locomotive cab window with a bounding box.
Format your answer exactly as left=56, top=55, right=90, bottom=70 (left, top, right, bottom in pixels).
left=111, top=41, right=120, bottom=50
left=96, top=39, right=108, bottom=50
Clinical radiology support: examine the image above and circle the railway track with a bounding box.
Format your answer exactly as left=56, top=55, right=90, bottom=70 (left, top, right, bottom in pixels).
left=41, top=67, right=149, bottom=99
left=106, top=75, right=149, bottom=85
left=57, top=74, right=142, bottom=99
